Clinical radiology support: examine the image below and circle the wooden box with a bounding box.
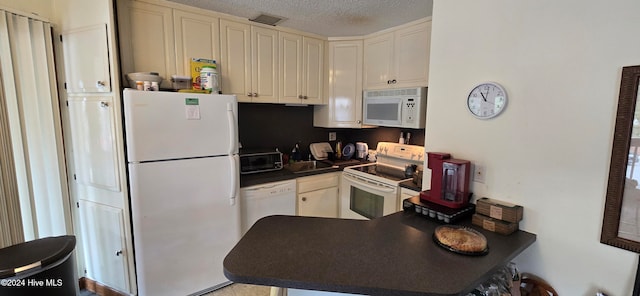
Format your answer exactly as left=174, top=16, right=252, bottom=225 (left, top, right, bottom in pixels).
left=475, top=197, right=523, bottom=223
left=472, top=213, right=519, bottom=235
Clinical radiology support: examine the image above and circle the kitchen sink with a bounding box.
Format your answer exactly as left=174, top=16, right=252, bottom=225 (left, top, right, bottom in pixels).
left=285, top=160, right=337, bottom=173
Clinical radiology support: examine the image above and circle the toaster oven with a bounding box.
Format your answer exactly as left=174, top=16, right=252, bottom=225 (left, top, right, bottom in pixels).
left=239, top=151, right=283, bottom=174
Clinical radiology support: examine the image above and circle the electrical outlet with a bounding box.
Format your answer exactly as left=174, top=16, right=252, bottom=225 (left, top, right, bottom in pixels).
left=473, top=164, right=486, bottom=183
left=329, top=132, right=336, bottom=141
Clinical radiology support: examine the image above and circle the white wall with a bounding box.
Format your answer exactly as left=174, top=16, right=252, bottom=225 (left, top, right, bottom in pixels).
left=427, top=0, right=640, bottom=294
left=0, top=0, right=54, bottom=20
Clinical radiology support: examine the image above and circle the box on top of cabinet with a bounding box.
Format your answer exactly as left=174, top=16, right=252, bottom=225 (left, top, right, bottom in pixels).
left=190, top=58, right=216, bottom=89
left=475, top=197, right=523, bottom=223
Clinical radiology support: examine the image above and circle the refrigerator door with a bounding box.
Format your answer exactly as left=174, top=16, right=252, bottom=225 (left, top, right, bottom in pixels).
left=123, top=89, right=238, bottom=162
left=129, top=155, right=240, bottom=296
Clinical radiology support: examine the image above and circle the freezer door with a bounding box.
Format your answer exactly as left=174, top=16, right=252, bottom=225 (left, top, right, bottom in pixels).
left=123, top=89, right=238, bottom=162
left=129, top=156, right=240, bottom=296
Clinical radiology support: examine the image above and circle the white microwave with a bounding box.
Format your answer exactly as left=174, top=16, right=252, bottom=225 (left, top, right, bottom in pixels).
left=363, top=87, right=427, bottom=129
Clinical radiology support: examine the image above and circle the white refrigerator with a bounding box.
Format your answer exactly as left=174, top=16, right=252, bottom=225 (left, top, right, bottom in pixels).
left=123, top=89, right=241, bottom=296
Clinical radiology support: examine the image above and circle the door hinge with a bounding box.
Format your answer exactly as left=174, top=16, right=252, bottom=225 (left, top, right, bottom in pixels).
left=73, top=174, right=76, bottom=180
left=64, top=82, right=67, bottom=90
left=76, top=202, right=79, bottom=208
left=59, top=35, right=62, bottom=42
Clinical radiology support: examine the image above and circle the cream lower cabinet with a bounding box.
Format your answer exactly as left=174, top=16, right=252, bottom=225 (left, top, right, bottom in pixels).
left=297, top=172, right=340, bottom=218
left=314, top=40, right=363, bottom=128
left=363, top=20, right=431, bottom=89
left=279, top=33, right=324, bottom=104
left=220, top=19, right=279, bottom=103
left=78, top=200, right=130, bottom=293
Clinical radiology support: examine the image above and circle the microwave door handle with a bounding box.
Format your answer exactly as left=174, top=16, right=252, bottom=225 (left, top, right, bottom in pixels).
left=344, top=174, right=395, bottom=193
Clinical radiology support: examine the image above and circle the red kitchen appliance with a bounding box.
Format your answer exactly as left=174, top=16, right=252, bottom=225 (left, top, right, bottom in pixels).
left=420, top=152, right=471, bottom=209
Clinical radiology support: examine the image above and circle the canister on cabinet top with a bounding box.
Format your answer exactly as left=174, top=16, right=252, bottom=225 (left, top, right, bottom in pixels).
left=200, top=66, right=219, bottom=93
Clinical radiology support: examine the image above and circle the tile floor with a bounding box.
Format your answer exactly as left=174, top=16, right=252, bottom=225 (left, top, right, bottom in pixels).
left=204, top=283, right=271, bottom=296
left=80, top=283, right=271, bottom=296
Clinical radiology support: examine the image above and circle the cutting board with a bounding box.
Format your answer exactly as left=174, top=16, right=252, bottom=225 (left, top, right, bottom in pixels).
left=309, top=142, right=333, bottom=160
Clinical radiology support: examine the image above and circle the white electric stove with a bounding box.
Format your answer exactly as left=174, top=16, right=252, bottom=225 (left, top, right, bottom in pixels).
left=340, top=142, right=424, bottom=219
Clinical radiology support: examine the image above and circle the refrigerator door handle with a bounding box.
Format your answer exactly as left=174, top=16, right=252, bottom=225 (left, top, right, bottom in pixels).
left=227, top=102, right=237, bottom=154
left=230, top=154, right=239, bottom=205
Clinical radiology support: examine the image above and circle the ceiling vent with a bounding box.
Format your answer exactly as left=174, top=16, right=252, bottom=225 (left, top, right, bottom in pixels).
left=249, top=13, right=285, bottom=26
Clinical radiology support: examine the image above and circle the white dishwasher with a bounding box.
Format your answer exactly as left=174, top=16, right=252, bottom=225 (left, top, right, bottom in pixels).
left=240, top=179, right=297, bottom=234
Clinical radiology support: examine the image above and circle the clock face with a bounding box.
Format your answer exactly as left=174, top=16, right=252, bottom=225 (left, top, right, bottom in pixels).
left=467, top=82, right=508, bottom=119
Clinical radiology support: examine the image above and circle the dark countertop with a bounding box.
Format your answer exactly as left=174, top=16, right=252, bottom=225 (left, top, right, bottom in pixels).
left=224, top=212, right=536, bottom=296
left=241, top=159, right=366, bottom=187
left=399, top=179, right=422, bottom=192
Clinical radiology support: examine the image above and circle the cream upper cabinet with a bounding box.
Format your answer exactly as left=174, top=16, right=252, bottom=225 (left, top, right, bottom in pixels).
left=314, top=40, right=363, bottom=128
left=220, top=19, right=278, bottom=103
left=67, top=97, right=120, bottom=192
left=173, top=9, right=220, bottom=78
left=251, top=26, right=279, bottom=103
left=279, top=32, right=324, bottom=104
left=119, top=1, right=176, bottom=89
left=364, top=20, right=431, bottom=89
left=61, top=24, right=111, bottom=93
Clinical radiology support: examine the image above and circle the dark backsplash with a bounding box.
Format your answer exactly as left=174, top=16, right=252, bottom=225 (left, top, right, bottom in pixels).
left=238, top=103, right=425, bottom=157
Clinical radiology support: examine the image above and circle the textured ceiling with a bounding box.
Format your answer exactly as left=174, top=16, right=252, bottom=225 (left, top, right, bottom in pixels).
left=166, top=0, right=433, bottom=37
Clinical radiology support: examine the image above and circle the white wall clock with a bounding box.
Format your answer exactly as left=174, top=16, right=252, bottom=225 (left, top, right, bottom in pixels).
left=467, top=82, right=508, bottom=119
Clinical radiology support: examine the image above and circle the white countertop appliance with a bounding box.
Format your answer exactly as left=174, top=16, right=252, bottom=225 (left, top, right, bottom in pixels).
left=363, top=87, right=427, bottom=129
left=340, top=142, right=424, bottom=220
left=123, top=89, right=240, bottom=296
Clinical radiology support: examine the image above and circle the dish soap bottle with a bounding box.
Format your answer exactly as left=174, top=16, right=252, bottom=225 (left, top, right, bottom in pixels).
left=336, top=141, right=342, bottom=159
left=291, top=143, right=301, bottom=162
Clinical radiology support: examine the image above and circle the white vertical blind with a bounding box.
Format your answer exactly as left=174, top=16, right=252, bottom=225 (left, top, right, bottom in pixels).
left=0, top=10, right=70, bottom=243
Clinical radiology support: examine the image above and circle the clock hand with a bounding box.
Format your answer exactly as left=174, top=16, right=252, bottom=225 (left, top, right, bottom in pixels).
left=480, top=91, right=487, bottom=101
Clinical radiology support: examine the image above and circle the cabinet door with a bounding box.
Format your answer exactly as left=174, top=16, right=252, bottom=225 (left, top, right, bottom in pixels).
left=298, top=187, right=339, bottom=218
left=279, top=32, right=303, bottom=104
left=62, top=24, right=110, bottom=93
left=302, top=37, right=324, bottom=104
left=220, top=19, right=251, bottom=102
left=393, top=21, right=431, bottom=87
left=400, top=187, right=420, bottom=211
left=125, top=1, right=176, bottom=89
left=67, top=97, right=120, bottom=192
left=363, top=32, right=394, bottom=90
left=173, top=10, right=220, bottom=77
left=251, top=26, right=279, bottom=103
left=78, top=200, right=128, bottom=292
left=314, top=40, right=363, bottom=128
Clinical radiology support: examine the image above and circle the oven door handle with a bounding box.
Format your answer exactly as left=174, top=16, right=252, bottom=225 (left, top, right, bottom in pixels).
left=343, top=174, right=396, bottom=193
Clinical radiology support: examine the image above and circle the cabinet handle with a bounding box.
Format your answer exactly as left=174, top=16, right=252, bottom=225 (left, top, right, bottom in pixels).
left=303, top=96, right=308, bottom=100
left=298, top=95, right=303, bottom=99
left=96, top=81, right=106, bottom=87
left=357, top=120, right=361, bottom=124
left=391, top=79, right=397, bottom=84
left=247, top=93, right=253, bottom=97
left=387, top=80, right=391, bottom=84
left=116, top=250, right=123, bottom=256
left=301, top=197, right=307, bottom=202
left=253, top=93, right=258, bottom=97
left=100, top=101, right=109, bottom=108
